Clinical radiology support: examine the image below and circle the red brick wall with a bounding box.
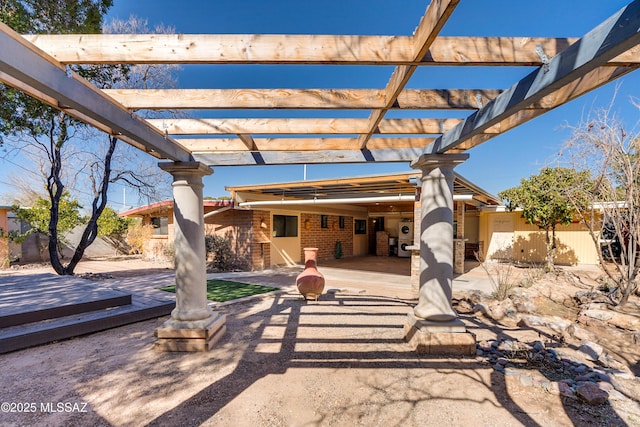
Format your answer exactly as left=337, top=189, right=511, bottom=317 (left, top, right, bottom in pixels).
left=204, top=209, right=254, bottom=269
left=300, top=213, right=354, bottom=261
left=251, top=210, right=271, bottom=270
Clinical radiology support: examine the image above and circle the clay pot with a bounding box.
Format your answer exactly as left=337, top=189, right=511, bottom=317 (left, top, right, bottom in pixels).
left=296, top=248, right=325, bottom=300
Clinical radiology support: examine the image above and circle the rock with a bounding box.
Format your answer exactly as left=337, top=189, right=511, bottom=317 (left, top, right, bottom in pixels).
left=496, top=357, right=509, bottom=366
left=582, top=309, right=614, bottom=321
left=607, top=311, right=640, bottom=331
left=456, top=299, right=475, bottom=313
left=497, top=340, right=516, bottom=352
left=575, top=290, right=609, bottom=304
left=576, top=382, right=609, bottom=405
left=577, top=341, right=604, bottom=362
left=557, top=380, right=577, bottom=399
left=518, top=315, right=570, bottom=333
left=565, top=324, right=595, bottom=341
left=597, top=382, right=614, bottom=392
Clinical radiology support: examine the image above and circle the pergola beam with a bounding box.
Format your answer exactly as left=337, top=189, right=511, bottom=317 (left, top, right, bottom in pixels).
left=104, top=88, right=500, bottom=110
left=25, top=34, right=640, bottom=66
left=192, top=148, right=420, bottom=166
left=148, top=118, right=465, bottom=135
left=0, top=22, right=192, bottom=162
left=427, top=1, right=640, bottom=154
left=177, top=137, right=436, bottom=152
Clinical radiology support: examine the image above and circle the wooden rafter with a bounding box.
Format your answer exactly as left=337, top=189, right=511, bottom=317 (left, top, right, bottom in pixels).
left=147, top=118, right=464, bottom=135
left=25, top=34, right=640, bottom=66
left=178, top=137, right=435, bottom=152
left=104, top=88, right=500, bottom=110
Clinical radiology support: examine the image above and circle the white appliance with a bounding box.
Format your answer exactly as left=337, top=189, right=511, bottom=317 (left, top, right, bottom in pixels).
left=397, top=221, right=414, bottom=257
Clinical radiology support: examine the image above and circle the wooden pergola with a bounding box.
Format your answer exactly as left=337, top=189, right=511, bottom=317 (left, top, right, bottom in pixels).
left=1, top=1, right=639, bottom=167
left=2, top=1, right=639, bottom=352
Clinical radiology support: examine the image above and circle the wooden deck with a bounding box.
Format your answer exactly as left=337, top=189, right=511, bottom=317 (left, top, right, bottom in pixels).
left=0, top=273, right=175, bottom=353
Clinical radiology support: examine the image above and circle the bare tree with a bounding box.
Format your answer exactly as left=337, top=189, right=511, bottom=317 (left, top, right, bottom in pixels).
left=1, top=13, right=179, bottom=275
left=558, top=98, right=640, bottom=305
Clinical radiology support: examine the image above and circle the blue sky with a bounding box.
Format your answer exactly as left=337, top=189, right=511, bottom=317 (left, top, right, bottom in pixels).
left=1, top=0, right=639, bottom=208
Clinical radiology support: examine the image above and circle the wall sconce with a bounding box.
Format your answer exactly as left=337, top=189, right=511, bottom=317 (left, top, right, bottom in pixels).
left=304, top=219, right=311, bottom=230
left=260, top=218, right=267, bottom=229
left=332, top=221, right=337, bottom=230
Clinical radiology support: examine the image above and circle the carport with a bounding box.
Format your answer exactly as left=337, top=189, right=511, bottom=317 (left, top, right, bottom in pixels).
left=1, top=1, right=639, bottom=352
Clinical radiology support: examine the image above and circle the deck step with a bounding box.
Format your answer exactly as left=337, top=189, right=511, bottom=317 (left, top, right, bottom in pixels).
left=0, top=273, right=132, bottom=328
left=0, top=294, right=174, bottom=354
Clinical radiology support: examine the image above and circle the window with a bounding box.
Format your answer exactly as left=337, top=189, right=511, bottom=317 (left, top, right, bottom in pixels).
left=339, top=216, right=345, bottom=229
left=151, top=216, right=168, bottom=236
left=354, top=219, right=366, bottom=235
left=273, top=214, right=298, bottom=237
left=321, top=215, right=329, bottom=228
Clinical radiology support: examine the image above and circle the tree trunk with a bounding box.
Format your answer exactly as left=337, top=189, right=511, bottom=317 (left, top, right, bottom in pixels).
left=63, top=136, right=118, bottom=275
left=545, top=227, right=555, bottom=272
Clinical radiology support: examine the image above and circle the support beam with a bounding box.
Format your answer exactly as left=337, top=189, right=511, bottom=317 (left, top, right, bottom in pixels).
left=105, top=88, right=501, bottom=110
left=0, top=22, right=192, bottom=162
left=179, top=137, right=435, bottom=152
left=28, top=34, right=639, bottom=66
left=147, top=118, right=464, bottom=135
left=426, top=1, right=640, bottom=154
left=192, top=148, right=421, bottom=165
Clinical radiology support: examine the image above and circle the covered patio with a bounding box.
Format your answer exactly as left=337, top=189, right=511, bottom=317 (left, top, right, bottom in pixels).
left=1, top=1, right=639, bottom=353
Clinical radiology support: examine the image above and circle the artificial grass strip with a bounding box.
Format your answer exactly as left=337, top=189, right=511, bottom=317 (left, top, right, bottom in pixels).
left=159, top=279, right=279, bottom=302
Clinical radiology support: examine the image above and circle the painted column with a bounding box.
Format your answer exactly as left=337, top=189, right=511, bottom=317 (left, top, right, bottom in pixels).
left=412, top=153, right=469, bottom=321
left=160, top=161, right=212, bottom=321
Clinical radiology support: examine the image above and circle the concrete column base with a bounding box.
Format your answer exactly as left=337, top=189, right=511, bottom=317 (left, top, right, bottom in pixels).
left=403, top=312, right=476, bottom=355
left=155, top=312, right=226, bottom=352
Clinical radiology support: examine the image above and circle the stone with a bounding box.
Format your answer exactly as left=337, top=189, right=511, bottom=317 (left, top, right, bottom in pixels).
left=557, top=380, right=577, bottom=399
left=566, top=324, right=596, bottom=341
left=582, top=309, right=614, bottom=321
left=576, top=382, right=609, bottom=405
left=577, top=341, right=604, bottom=362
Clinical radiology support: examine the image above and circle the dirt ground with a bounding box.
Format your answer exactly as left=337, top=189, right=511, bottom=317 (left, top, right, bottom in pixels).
left=1, top=258, right=639, bottom=427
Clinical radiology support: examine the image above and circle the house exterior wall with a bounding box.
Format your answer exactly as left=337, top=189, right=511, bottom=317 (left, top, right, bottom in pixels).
left=479, top=210, right=599, bottom=265
left=300, top=212, right=354, bottom=261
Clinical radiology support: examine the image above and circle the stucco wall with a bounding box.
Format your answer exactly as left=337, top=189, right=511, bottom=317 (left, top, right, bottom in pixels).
left=479, top=210, right=599, bottom=265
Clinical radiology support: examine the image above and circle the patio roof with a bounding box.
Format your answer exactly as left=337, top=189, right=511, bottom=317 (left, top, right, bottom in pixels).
left=227, top=171, right=500, bottom=208
left=0, top=2, right=639, bottom=165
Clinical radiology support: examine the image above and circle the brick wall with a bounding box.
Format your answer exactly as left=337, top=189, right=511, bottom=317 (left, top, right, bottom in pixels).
left=251, top=210, right=271, bottom=270
left=300, top=213, right=354, bottom=262
left=376, top=231, right=389, bottom=256
left=204, top=209, right=254, bottom=269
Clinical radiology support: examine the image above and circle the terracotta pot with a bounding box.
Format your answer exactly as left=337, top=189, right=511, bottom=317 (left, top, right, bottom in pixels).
left=296, top=247, right=325, bottom=300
